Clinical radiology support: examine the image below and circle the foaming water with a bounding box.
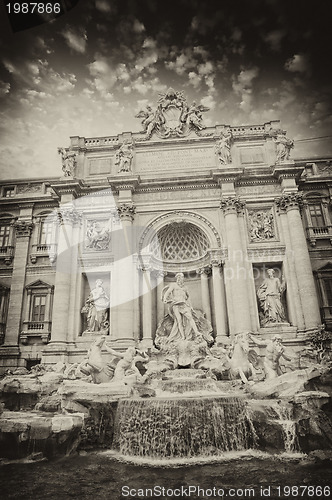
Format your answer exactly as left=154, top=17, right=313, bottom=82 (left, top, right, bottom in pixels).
left=113, top=396, right=256, bottom=459
left=100, top=448, right=306, bottom=467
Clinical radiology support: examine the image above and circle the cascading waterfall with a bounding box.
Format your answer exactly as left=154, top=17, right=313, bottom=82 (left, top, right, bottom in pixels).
left=272, top=405, right=299, bottom=453
left=113, top=396, right=256, bottom=459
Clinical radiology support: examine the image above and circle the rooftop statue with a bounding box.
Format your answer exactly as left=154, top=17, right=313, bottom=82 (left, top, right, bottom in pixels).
left=115, top=140, right=134, bottom=173
left=135, top=88, right=210, bottom=140
left=215, top=130, right=233, bottom=164
left=269, top=128, right=294, bottom=163
left=58, top=147, right=76, bottom=177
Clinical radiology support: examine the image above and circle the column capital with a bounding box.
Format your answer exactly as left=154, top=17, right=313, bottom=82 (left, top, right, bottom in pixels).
left=275, top=193, right=303, bottom=213
left=117, top=203, right=136, bottom=221
left=57, top=207, right=83, bottom=226
left=14, top=219, right=33, bottom=238
left=196, top=266, right=212, bottom=276
left=220, top=197, right=245, bottom=215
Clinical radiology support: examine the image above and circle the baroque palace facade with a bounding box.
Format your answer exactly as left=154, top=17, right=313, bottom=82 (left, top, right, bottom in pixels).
left=0, top=89, right=332, bottom=372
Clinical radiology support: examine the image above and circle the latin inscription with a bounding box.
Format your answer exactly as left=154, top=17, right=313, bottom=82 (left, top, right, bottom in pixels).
left=136, top=147, right=214, bottom=172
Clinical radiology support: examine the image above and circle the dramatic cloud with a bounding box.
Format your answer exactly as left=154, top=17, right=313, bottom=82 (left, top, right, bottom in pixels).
left=0, top=80, right=10, bottom=96
left=61, top=27, right=88, bottom=54
left=285, top=54, right=311, bottom=77
left=232, top=67, right=259, bottom=113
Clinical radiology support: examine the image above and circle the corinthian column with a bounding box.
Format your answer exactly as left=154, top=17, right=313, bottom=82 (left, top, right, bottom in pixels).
left=110, top=203, right=136, bottom=345
left=276, top=194, right=321, bottom=332
left=48, top=207, right=82, bottom=346
left=220, top=197, right=251, bottom=335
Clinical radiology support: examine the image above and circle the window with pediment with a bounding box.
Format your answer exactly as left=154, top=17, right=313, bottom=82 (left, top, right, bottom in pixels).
left=21, top=280, right=54, bottom=344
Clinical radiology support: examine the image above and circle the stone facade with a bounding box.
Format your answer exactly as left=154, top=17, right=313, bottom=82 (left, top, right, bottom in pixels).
left=0, top=92, right=331, bottom=372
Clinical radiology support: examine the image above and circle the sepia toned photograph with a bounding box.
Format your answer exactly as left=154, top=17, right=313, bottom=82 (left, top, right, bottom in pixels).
left=0, top=0, right=331, bottom=498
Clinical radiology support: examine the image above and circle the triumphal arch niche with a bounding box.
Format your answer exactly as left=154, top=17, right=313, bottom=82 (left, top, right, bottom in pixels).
left=43, top=87, right=321, bottom=363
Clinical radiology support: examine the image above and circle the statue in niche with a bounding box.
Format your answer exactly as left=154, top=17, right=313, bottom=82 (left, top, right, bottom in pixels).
left=257, top=269, right=287, bottom=326
left=115, top=140, right=134, bottom=173
left=249, top=334, right=293, bottom=380
left=154, top=273, right=213, bottom=368
left=58, top=147, right=76, bottom=177
left=162, top=272, right=201, bottom=342
left=81, top=279, right=110, bottom=333
left=215, top=131, right=233, bottom=164
left=86, top=220, right=111, bottom=250
left=249, top=210, right=274, bottom=241
left=270, top=129, right=294, bottom=164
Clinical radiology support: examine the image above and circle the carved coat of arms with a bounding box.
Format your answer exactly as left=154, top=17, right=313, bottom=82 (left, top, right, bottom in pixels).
left=135, top=88, right=210, bottom=140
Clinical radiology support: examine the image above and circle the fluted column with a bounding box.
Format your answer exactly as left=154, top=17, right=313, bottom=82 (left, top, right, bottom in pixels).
left=220, top=197, right=251, bottom=335
left=197, top=267, right=212, bottom=322
left=4, top=219, right=33, bottom=348
left=276, top=194, right=321, bottom=332
left=48, top=207, right=81, bottom=345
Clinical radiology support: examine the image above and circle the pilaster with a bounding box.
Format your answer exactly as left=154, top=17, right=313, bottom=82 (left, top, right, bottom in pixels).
left=3, top=216, right=33, bottom=351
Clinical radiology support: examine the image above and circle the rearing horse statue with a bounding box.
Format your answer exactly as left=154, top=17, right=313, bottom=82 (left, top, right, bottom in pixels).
left=228, top=332, right=254, bottom=383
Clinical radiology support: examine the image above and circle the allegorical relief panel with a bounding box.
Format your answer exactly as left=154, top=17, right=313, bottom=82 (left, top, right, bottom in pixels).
left=247, top=208, right=276, bottom=242
left=85, top=219, right=112, bottom=251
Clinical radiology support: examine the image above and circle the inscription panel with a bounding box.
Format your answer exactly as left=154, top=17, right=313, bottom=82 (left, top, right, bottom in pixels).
left=88, top=157, right=112, bottom=176
left=136, top=147, right=214, bottom=172
left=136, top=188, right=220, bottom=202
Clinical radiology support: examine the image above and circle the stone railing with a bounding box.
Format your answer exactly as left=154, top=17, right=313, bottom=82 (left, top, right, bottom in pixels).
left=0, top=245, right=14, bottom=265
left=30, top=243, right=57, bottom=264
left=20, top=321, right=51, bottom=344
left=306, top=225, right=332, bottom=246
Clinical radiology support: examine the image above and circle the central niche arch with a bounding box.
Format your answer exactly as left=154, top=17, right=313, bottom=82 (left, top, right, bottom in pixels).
left=150, top=221, right=209, bottom=262
left=139, top=211, right=221, bottom=272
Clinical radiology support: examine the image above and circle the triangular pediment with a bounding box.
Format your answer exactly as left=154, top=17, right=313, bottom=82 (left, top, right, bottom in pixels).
left=26, top=279, right=53, bottom=290
left=316, top=262, right=332, bottom=272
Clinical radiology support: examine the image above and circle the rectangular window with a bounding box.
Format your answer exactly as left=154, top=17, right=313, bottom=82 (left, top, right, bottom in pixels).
left=309, top=204, right=325, bottom=227
left=39, top=221, right=53, bottom=245
left=3, top=187, right=15, bottom=198
left=323, top=279, right=332, bottom=307
left=0, top=225, right=10, bottom=247
left=32, top=294, right=46, bottom=322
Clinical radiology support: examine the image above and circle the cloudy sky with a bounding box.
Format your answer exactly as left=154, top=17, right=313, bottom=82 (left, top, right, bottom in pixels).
left=0, top=0, right=331, bottom=180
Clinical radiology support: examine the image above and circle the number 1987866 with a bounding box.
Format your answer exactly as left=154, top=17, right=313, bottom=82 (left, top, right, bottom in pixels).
left=6, top=3, right=61, bottom=14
